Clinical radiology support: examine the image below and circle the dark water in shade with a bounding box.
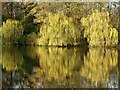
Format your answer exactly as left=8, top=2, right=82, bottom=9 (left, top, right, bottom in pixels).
left=1, top=46, right=118, bottom=88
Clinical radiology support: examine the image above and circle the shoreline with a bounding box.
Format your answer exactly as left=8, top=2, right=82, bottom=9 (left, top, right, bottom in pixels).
left=1, top=44, right=119, bottom=49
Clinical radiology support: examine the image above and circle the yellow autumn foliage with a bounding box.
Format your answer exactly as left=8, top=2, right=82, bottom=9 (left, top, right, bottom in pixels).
left=36, top=12, right=82, bottom=46
left=81, top=10, right=118, bottom=46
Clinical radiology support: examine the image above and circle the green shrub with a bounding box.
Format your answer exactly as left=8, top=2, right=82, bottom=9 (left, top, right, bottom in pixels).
left=36, top=12, right=83, bottom=46
left=2, top=19, right=24, bottom=45
left=81, top=10, right=118, bottom=46
left=21, top=15, right=36, bottom=35
left=26, top=32, right=38, bottom=45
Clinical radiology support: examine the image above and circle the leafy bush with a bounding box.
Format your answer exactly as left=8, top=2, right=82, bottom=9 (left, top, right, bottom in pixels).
left=21, top=15, right=36, bottom=35
left=81, top=10, right=118, bottom=46
left=2, top=19, right=24, bottom=45
left=36, top=12, right=83, bottom=46
left=26, top=32, right=38, bottom=45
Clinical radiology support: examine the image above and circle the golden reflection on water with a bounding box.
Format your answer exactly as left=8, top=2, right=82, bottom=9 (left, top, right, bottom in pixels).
left=33, top=47, right=84, bottom=86
left=2, top=46, right=118, bottom=88
left=2, top=47, right=23, bottom=71
left=31, top=47, right=118, bottom=87
left=80, top=48, right=118, bottom=84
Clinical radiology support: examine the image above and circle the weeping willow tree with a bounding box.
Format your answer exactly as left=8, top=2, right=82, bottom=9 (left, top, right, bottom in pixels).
left=80, top=48, right=118, bottom=85
left=2, top=47, right=23, bottom=71
left=35, top=12, right=82, bottom=46
left=2, top=19, right=24, bottom=45
left=81, top=10, right=118, bottom=46
left=30, top=47, right=84, bottom=87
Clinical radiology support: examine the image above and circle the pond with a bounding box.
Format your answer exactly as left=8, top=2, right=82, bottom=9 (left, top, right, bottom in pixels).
left=1, top=46, right=118, bottom=88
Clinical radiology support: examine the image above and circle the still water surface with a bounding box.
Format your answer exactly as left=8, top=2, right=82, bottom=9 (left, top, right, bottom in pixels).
left=2, top=46, right=118, bottom=88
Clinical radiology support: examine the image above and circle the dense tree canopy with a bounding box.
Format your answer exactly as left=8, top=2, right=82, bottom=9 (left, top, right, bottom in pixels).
left=81, top=10, right=118, bottom=46
left=36, top=12, right=83, bottom=46
left=1, top=2, right=119, bottom=47
left=2, top=2, right=22, bottom=21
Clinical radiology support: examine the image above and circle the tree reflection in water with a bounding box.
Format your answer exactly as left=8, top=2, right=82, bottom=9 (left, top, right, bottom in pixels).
left=2, top=46, right=118, bottom=88
left=32, top=47, right=85, bottom=88
left=80, top=48, right=118, bottom=88
left=2, top=46, right=23, bottom=88
left=2, top=46, right=23, bottom=71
